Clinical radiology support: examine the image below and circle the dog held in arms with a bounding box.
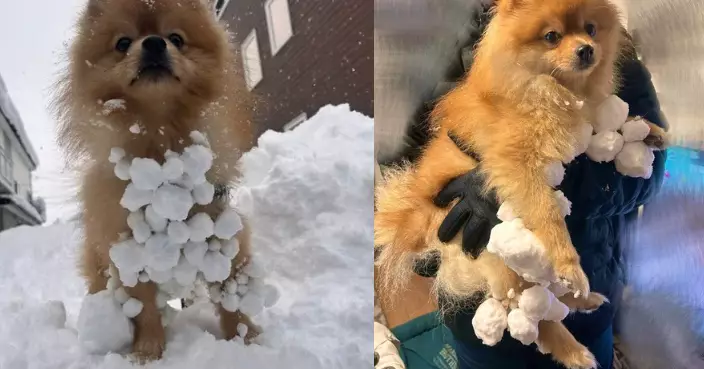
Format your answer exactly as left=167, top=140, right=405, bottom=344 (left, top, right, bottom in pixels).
left=375, top=0, right=668, bottom=368
left=52, top=0, right=257, bottom=361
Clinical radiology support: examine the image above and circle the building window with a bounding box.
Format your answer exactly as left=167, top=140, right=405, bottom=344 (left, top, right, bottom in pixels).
left=241, top=30, right=264, bottom=90
left=264, top=0, right=294, bottom=55
left=283, top=113, right=307, bottom=131
left=213, top=0, right=232, bottom=18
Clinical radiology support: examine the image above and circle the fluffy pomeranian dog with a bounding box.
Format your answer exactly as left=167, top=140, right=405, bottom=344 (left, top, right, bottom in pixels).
left=376, top=0, right=667, bottom=367
left=53, top=0, right=256, bottom=361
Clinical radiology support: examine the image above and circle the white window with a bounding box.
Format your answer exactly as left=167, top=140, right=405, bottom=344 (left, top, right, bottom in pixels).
left=213, top=0, right=232, bottom=18
left=241, top=30, right=263, bottom=90
left=283, top=112, right=307, bottom=131
left=264, top=0, right=293, bottom=55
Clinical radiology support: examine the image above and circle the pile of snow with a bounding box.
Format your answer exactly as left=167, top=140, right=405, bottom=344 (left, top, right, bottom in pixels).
left=0, top=104, right=374, bottom=368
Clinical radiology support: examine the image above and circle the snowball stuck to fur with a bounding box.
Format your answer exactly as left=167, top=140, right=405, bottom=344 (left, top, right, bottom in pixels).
left=545, top=161, right=565, bottom=188
left=167, top=221, right=190, bottom=244
left=120, top=183, right=154, bottom=212
left=239, top=291, right=265, bottom=317
left=113, top=287, right=130, bottom=305
left=214, top=208, right=244, bottom=240
left=615, top=141, right=655, bottom=179
left=507, top=309, right=539, bottom=345
left=109, top=147, right=126, bottom=164
left=173, top=255, right=199, bottom=286
left=145, top=233, right=180, bottom=272
left=487, top=219, right=555, bottom=284
left=193, top=182, right=215, bottom=205
left=162, top=157, right=185, bottom=181
left=496, top=203, right=517, bottom=222
left=114, top=159, right=131, bottom=181
left=594, top=95, right=629, bottom=133
left=138, top=271, right=150, bottom=283
left=130, top=158, right=164, bottom=191
left=190, top=131, right=210, bottom=147
left=122, top=298, right=144, bottom=318
left=209, top=284, right=223, bottom=303
left=152, top=184, right=194, bottom=221
left=127, top=210, right=152, bottom=244
left=471, top=298, right=508, bottom=346
left=549, top=283, right=571, bottom=298
left=221, top=293, right=241, bottom=312
left=553, top=190, right=572, bottom=217
left=201, top=250, right=231, bottom=282
left=144, top=205, right=167, bottom=233
left=77, top=290, right=133, bottom=354
left=621, top=119, right=651, bottom=142
left=187, top=213, right=215, bottom=242
left=208, top=239, right=222, bottom=252
left=518, top=285, right=552, bottom=321
left=225, top=278, right=238, bottom=294
left=146, top=267, right=173, bottom=284
left=237, top=323, right=249, bottom=338
left=221, top=238, right=240, bottom=259
left=182, top=145, right=213, bottom=183
left=586, top=131, right=625, bottom=163
left=544, top=294, right=569, bottom=322
left=242, top=258, right=266, bottom=279
left=184, top=241, right=208, bottom=267
left=109, top=239, right=146, bottom=276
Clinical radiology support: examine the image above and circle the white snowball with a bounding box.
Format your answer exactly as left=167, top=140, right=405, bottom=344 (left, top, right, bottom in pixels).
left=621, top=119, right=651, bottom=142
left=471, top=298, right=508, bottom=346
left=122, top=298, right=143, bottom=318
left=127, top=210, right=152, bottom=243
left=239, top=291, right=265, bottom=317
left=164, top=150, right=179, bottom=160
left=162, top=157, right=185, bottom=181
left=167, top=221, right=190, bottom=244
left=121, top=272, right=139, bottom=288
left=615, top=141, right=655, bottom=179
left=518, top=286, right=552, bottom=321
left=487, top=219, right=555, bottom=285
left=209, top=284, right=223, bottom=303
left=237, top=284, right=249, bottom=295
left=548, top=283, right=571, bottom=298
left=221, top=293, right=241, bottom=312
left=109, top=238, right=146, bottom=275
left=208, top=238, right=222, bottom=252
left=201, top=250, right=232, bottom=282
left=242, top=258, right=266, bottom=279
left=193, top=182, right=215, bottom=205
left=187, top=213, right=215, bottom=242
left=113, top=287, right=130, bottom=304
left=237, top=323, right=249, bottom=338
left=146, top=267, right=173, bottom=284
left=221, top=238, right=240, bottom=259
left=171, top=172, right=197, bottom=190
left=544, top=161, right=565, bottom=188
left=225, top=278, right=239, bottom=294
left=184, top=241, right=208, bottom=267
left=594, top=95, right=629, bottom=133
left=109, top=147, right=126, bottom=164
left=586, top=131, right=625, bottom=163
left=145, top=205, right=167, bottom=233
left=145, top=233, right=180, bottom=271
left=106, top=276, right=118, bottom=291
left=544, top=295, right=569, bottom=322
left=507, top=309, right=539, bottom=345
left=129, top=158, right=164, bottom=191
left=138, top=271, right=150, bottom=283
left=553, top=190, right=572, bottom=217
left=173, top=255, right=198, bottom=286
left=120, top=183, right=154, bottom=212
left=182, top=145, right=213, bottom=180
left=496, top=203, right=517, bottom=222
left=190, top=131, right=210, bottom=147
left=235, top=273, right=249, bottom=286
left=114, top=159, right=131, bottom=181
left=262, top=284, right=280, bottom=308
left=214, top=209, right=243, bottom=240
left=152, top=184, right=194, bottom=221
left=77, top=290, right=134, bottom=354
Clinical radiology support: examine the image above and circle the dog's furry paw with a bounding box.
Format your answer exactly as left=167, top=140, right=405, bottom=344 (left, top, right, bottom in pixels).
left=560, top=346, right=597, bottom=369
left=132, top=331, right=165, bottom=363
left=643, top=122, right=669, bottom=150
left=559, top=292, right=609, bottom=313
left=554, top=262, right=590, bottom=299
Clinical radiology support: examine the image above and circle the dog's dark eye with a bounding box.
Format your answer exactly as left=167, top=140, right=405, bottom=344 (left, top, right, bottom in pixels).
left=168, top=33, right=184, bottom=49
left=115, top=37, right=132, bottom=53
left=544, top=31, right=561, bottom=44
left=585, top=23, right=597, bottom=37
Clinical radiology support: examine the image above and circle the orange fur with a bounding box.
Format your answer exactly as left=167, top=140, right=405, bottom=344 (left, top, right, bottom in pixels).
left=375, top=0, right=627, bottom=367
left=52, top=0, right=256, bottom=361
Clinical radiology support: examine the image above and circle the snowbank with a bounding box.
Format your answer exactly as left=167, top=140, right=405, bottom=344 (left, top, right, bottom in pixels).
left=0, top=104, right=374, bottom=368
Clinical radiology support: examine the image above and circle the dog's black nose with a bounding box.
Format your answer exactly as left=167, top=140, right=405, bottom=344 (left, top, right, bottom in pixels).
left=142, top=36, right=167, bottom=55
left=576, top=45, right=594, bottom=68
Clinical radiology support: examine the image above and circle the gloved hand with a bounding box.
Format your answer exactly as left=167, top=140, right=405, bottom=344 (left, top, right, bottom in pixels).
left=411, top=168, right=500, bottom=278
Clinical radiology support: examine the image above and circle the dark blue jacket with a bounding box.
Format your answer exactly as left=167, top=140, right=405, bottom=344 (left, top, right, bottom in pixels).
left=443, top=55, right=667, bottom=361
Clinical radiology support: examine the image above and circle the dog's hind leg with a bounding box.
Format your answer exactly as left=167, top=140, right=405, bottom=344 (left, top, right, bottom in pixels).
left=126, top=281, right=166, bottom=362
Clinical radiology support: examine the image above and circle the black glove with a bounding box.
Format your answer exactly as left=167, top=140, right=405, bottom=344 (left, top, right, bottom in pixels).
left=434, top=169, right=500, bottom=257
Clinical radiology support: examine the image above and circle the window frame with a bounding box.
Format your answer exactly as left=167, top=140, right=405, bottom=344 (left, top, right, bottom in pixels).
left=214, top=0, right=232, bottom=19
left=264, top=0, right=294, bottom=56
left=283, top=112, right=307, bottom=131
left=240, top=30, right=264, bottom=91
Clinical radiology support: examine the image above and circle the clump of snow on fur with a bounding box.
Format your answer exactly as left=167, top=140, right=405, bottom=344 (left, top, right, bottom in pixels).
left=586, top=131, right=625, bottom=162
left=544, top=161, right=565, bottom=188
left=518, top=285, right=552, bottom=321
left=553, top=190, right=572, bottom=217
left=471, top=298, right=508, bottom=346
left=594, top=94, right=629, bottom=133
left=109, top=147, right=126, bottom=164
left=77, top=290, right=134, bottom=354
left=487, top=219, right=556, bottom=284
left=102, top=99, right=126, bottom=116
left=621, top=119, right=651, bottom=142
left=507, top=309, right=539, bottom=345
left=615, top=141, right=656, bottom=179
left=496, top=203, right=516, bottom=222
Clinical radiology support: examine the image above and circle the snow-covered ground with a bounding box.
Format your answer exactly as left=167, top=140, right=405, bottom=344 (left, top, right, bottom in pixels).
left=0, top=104, right=374, bottom=369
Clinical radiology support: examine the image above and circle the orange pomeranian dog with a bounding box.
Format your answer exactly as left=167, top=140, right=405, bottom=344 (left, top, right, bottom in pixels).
left=376, top=0, right=667, bottom=367
left=52, top=0, right=256, bottom=361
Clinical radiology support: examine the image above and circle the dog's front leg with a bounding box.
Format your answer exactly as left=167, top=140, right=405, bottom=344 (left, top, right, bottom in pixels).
left=125, top=281, right=165, bottom=362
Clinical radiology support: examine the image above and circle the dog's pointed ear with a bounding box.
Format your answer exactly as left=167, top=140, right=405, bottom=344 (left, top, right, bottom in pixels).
left=496, top=0, right=523, bottom=13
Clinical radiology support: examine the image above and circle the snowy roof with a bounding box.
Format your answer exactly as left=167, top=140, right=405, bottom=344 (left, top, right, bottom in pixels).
left=0, top=73, right=39, bottom=168
left=0, top=193, right=43, bottom=223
